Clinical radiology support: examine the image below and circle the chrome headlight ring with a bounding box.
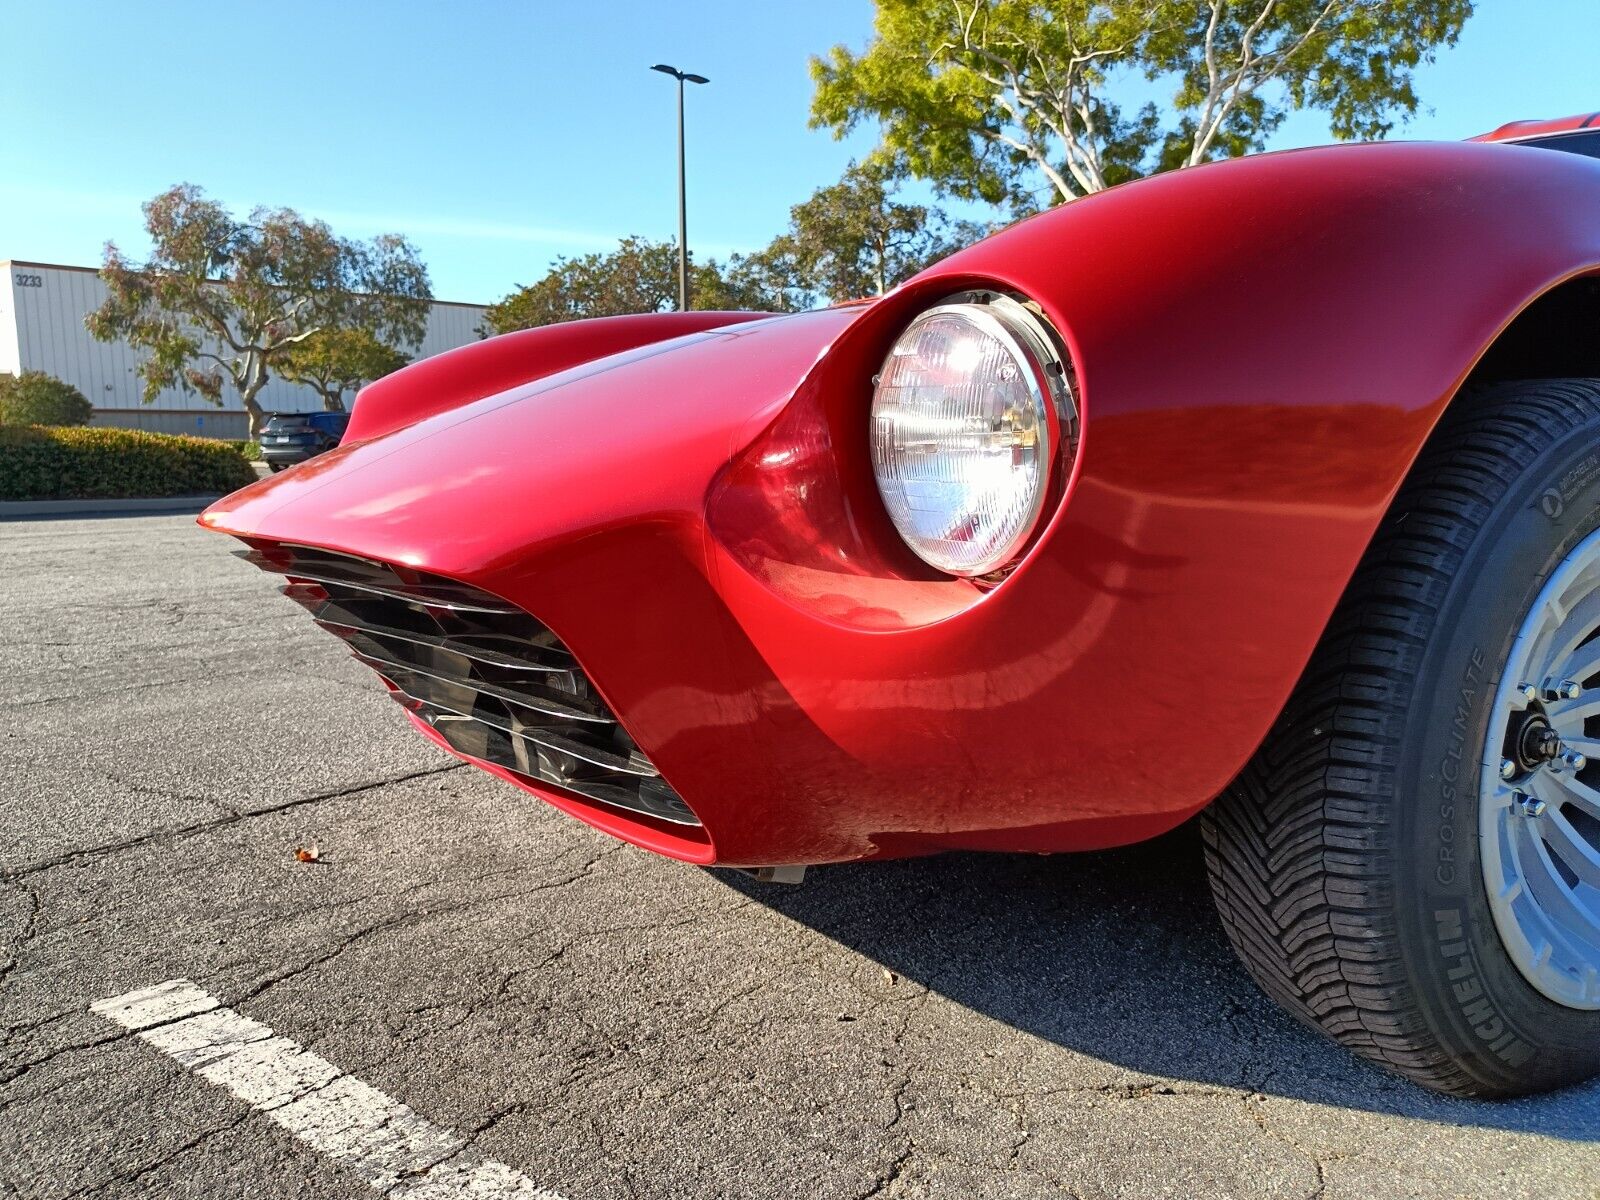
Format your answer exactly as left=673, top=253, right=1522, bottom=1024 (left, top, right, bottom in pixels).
left=870, top=292, right=1075, bottom=578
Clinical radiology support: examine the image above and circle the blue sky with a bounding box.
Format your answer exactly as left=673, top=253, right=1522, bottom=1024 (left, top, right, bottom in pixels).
left=2, top=0, right=1595, bottom=304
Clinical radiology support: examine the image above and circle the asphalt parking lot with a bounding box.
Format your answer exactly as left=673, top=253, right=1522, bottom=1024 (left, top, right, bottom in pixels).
left=2, top=514, right=1597, bottom=1199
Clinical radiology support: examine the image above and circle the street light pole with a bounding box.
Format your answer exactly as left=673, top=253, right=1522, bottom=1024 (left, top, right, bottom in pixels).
left=651, top=64, right=708, bottom=312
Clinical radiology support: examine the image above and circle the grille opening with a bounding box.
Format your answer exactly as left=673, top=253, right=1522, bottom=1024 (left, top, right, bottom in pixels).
left=238, top=544, right=698, bottom=827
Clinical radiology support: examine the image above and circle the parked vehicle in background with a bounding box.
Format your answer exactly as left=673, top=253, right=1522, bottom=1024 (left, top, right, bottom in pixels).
left=259, top=411, right=349, bottom=472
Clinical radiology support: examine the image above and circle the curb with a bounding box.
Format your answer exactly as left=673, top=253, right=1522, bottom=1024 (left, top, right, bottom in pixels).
left=0, top=495, right=223, bottom=519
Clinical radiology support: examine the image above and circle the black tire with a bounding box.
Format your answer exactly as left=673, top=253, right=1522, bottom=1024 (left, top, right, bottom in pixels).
left=1204, top=377, right=1600, bottom=1098
left=269, top=462, right=285, bottom=473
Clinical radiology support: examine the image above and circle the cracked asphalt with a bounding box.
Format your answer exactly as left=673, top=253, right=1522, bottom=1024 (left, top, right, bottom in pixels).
left=2, top=514, right=1598, bottom=1199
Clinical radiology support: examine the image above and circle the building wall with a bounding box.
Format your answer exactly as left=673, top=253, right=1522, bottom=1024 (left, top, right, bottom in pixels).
left=89, top=407, right=257, bottom=439
left=1, top=260, right=488, bottom=438
left=0, top=271, right=20, bottom=379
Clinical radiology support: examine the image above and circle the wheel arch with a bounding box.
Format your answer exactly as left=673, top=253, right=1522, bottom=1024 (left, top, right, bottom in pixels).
left=1460, top=270, right=1600, bottom=391
left=1231, top=264, right=1600, bottom=799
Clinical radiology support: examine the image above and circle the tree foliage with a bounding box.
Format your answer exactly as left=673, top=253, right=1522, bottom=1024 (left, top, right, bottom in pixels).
left=769, top=158, right=988, bottom=303
left=690, top=248, right=808, bottom=314
left=483, top=164, right=988, bottom=332
left=481, top=236, right=802, bottom=335
left=88, top=184, right=432, bottom=436
left=482, top=237, right=679, bottom=333
left=810, top=0, right=1473, bottom=207
left=279, top=328, right=411, bottom=412
left=0, top=371, right=94, bottom=427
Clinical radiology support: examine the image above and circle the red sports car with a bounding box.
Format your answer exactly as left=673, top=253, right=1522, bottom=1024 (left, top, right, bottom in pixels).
left=204, top=114, right=1600, bottom=1099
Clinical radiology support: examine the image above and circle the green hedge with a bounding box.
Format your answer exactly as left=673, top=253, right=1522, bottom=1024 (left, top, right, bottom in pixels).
left=0, top=371, right=93, bottom=426
left=0, top=425, right=259, bottom=501
left=226, top=439, right=262, bottom=461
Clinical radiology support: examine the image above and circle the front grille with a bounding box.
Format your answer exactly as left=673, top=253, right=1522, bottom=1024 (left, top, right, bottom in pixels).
left=237, top=544, right=697, bottom=826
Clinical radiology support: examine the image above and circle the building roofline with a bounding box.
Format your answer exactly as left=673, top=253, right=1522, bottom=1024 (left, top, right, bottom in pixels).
left=2, top=259, right=488, bottom=310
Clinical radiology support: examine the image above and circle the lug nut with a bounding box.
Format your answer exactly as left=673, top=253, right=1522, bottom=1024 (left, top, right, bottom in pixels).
left=1500, top=758, right=1518, bottom=780
left=1541, top=679, right=1583, bottom=702
left=1513, top=790, right=1548, bottom=818
left=1516, top=682, right=1539, bottom=704
left=1562, top=750, right=1587, bottom=771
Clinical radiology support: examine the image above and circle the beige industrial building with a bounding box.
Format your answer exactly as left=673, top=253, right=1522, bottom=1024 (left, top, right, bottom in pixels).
left=1, top=259, right=488, bottom=439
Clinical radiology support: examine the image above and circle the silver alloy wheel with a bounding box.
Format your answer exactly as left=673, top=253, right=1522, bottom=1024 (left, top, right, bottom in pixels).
left=1480, top=527, right=1600, bottom=1010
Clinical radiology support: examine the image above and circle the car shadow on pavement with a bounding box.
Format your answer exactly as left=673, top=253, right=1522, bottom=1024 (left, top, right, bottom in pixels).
left=716, top=821, right=1600, bottom=1142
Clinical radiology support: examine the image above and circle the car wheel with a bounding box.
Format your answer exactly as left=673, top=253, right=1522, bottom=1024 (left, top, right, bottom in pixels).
left=1204, top=377, right=1600, bottom=1097
left=268, top=462, right=285, bottom=473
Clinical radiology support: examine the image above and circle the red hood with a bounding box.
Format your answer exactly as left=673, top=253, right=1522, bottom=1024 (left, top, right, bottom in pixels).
left=204, top=309, right=863, bottom=578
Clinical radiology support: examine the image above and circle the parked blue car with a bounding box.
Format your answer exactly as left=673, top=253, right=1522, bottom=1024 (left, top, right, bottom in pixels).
left=259, top=411, right=350, bottom=472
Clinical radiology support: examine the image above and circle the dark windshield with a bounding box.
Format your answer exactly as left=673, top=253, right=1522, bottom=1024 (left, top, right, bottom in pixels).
left=310, top=412, right=349, bottom=434
left=263, top=412, right=347, bottom=435
left=1521, top=130, right=1600, bottom=160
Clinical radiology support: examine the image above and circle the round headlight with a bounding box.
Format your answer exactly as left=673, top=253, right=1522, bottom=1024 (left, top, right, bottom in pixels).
left=870, top=296, right=1068, bottom=577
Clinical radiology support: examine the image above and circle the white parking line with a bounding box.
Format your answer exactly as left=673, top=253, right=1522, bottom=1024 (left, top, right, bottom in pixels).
left=92, top=980, right=566, bottom=1199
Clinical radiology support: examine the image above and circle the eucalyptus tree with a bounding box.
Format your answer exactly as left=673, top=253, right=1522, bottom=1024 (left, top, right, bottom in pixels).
left=811, top=0, right=1472, bottom=208
left=278, top=327, right=411, bottom=412
left=90, top=184, right=431, bottom=437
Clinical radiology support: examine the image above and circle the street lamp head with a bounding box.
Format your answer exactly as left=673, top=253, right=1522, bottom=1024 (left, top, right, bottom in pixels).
left=650, top=64, right=709, bottom=85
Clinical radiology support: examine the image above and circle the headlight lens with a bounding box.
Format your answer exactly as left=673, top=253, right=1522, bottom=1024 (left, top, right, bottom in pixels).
left=870, top=297, right=1065, bottom=577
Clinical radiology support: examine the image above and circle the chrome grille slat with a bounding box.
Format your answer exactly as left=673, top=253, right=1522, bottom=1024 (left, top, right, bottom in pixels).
left=350, top=649, right=611, bottom=725
left=237, top=543, right=696, bottom=827
left=310, top=614, right=574, bottom=674
left=384, top=685, right=657, bottom=777
left=281, top=565, right=509, bottom=612
left=282, top=585, right=576, bottom=672
left=414, top=705, right=696, bottom=826
left=235, top=548, right=519, bottom=613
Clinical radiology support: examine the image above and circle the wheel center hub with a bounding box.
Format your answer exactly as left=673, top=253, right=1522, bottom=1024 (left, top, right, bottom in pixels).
left=1515, top=716, right=1563, bottom=771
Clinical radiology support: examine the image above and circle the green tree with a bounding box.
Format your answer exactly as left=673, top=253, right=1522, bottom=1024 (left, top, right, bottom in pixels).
left=482, top=237, right=799, bottom=335
left=776, top=159, right=988, bottom=303
left=691, top=247, right=809, bottom=313
left=279, top=328, right=411, bottom=412
left=811, top=0, right=1472, bottom=208
left=483, top=237, right=678, bottom=333
left=482, top=169, right=989, bottom=335
left=0, top=371, right=94, bottom=426
left=88, top=184, right=432, bottom=437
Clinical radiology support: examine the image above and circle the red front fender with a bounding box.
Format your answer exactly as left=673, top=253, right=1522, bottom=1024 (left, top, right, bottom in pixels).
left=205, top=140, right=1600, bottom=867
